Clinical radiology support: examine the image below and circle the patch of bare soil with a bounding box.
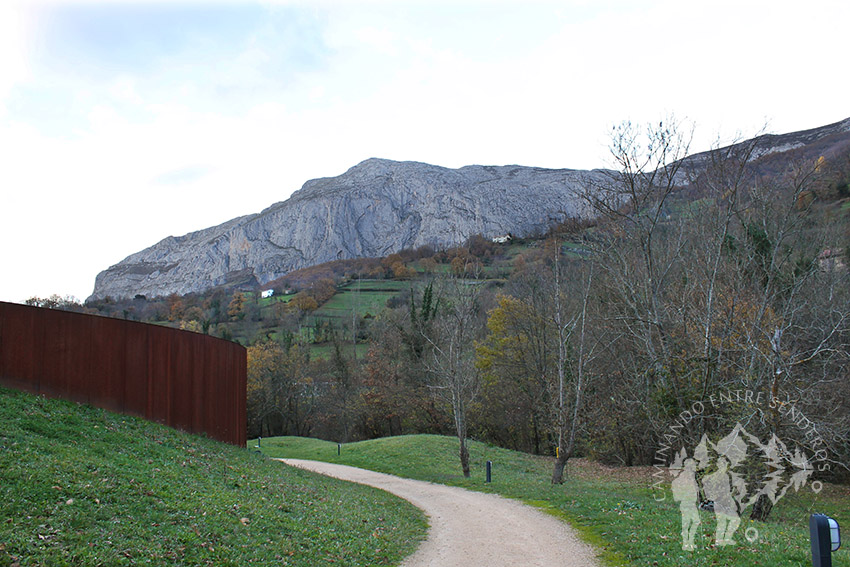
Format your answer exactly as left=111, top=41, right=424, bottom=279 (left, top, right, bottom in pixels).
left=567, top=457, right=656, bottom=485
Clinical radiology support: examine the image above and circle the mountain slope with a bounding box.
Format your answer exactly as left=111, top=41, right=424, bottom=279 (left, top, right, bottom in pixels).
left=90, top=117, right=850, bottom=300
left=91, top=159, right=608, bottom=299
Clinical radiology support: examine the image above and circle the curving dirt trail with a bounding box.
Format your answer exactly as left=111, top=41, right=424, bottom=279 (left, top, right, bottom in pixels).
left=279, top=459, right=602, bottom=567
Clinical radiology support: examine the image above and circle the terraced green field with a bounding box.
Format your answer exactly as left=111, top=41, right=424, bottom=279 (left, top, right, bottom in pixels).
left=314, top=280, right=411, bottom=320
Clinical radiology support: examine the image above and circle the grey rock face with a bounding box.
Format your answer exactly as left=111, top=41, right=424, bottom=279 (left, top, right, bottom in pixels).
left=90, top=118, right=850, bottom=301
left=90, top=158, right=610, bottom=300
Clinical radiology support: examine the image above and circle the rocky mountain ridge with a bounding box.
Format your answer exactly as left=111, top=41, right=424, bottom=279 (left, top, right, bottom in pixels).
left=90, top=117, right=850, bottom=300
left=91, top=159, right=610, bottom=299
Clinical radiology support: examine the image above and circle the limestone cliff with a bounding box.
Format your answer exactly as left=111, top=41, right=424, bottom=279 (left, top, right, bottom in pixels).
left=90, top=159, right=609, bottom=299
left=90, top=116, right=850, bottom=300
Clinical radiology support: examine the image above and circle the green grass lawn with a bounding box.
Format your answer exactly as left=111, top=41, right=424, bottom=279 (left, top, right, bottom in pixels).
left=0, top=388, right=426, bottom=567
left=258, top=292, right=295, bottom=313
left=315, top=280, right=410, bottom=320
left=258, top=434, right=850, bottom=567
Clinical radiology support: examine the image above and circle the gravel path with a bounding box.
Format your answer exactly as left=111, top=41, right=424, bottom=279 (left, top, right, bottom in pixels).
left=279, top=459, right=602, bottom=567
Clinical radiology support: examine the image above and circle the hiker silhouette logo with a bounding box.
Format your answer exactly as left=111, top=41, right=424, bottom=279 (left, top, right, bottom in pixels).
left=668, top=423, right=816, bottom=550
left=651, top=390, right=832, bottom=551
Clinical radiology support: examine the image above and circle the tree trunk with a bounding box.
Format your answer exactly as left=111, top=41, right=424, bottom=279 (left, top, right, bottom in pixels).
left=531, top=413, right=541, bottom=455
left=750, top=493, right=774, bottom=522
left=459, top=436, right=471, bottom=478
left=454, top=393, right=472, bottom=478
left=551, top=450, right=569, bottom=484
left=551, top=262, right=592, bottom=485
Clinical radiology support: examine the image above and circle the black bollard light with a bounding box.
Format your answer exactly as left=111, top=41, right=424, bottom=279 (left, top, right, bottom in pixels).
left=811, top=513, right=841, bottom=567
left=486, top=461, right=492, bottom=483
left=338, top=443, right=341, bottom=456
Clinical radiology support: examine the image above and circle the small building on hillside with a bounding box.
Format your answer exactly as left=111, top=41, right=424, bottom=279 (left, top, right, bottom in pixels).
left=261, top=289, right=275, bottom=299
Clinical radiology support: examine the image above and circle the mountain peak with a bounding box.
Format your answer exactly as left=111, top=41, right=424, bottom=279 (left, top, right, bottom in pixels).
left=90, top=160, right=604, bottom=300
left=89, top=118, right=850, bottom=300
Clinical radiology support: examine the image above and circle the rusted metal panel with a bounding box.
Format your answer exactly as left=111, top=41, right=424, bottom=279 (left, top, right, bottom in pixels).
left=123, top=321, right=150, bottom=419
left=171, top=330, right=194, bottom=433
left=88, top=315, right=127, bottom=414
left=0, top=304, right=38, bottom=393
left=189, top=336, right=205, bottom=434
left=146, top=326, right=172, bottom=426
left=0, top=301, right=246, bottom=446
left=45, top=309, right=91, bottom=405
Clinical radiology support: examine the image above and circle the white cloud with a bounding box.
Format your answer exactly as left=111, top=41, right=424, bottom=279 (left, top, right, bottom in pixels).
left=108, top=75, right=143, bottom=104
left=1, top=0, right=848, bottom=303
left=354, top=26, right=399, bottom=55
left=0, top=3, right=32, bottom=102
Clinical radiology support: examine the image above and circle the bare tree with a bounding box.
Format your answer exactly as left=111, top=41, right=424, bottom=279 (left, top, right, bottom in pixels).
left=580, top=119, right=693, bottom=442
left=724, top=155, right=849, bottom=520
left=584, top=120, right=850, bottom=519
left=551, top=256, right=597, bottom=483
left=475, top=240, right=600, bottom=483
left=420, top=271, right=485, bottom=478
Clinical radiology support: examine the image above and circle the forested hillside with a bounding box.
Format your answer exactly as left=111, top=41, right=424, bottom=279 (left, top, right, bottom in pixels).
left=35, top=120, right=850, bottom=520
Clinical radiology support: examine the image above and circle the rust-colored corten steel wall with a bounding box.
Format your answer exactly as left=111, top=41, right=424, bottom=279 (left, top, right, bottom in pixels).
left=0, top=301, right=246, bottom=446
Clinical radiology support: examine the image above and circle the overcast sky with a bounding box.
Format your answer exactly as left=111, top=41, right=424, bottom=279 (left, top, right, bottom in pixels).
left=1, top=0, right=847, bottom=303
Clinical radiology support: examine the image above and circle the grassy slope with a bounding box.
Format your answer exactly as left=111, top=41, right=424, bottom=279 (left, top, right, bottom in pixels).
left=0, top=388, right=425, bottom=567
left=315, top=280, right=411, bottom=320
left=259, top=434, right=850, bottom=567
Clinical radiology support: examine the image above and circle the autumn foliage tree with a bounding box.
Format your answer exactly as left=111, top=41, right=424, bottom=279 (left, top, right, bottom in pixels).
left=477, top=293, right=553, bottom=455
left=247, top=339, right=312, bottom=437
left=476, top=241, right=597, bottom=483
left=227, top=292, right=246, bottom=320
